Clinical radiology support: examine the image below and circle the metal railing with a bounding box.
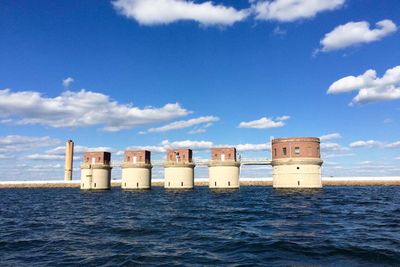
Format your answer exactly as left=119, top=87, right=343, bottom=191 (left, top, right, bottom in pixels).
left=110, top=158, right=272, bottom=167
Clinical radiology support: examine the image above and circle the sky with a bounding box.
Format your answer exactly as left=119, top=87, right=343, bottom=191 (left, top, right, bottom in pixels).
left=0, top=0, right=399, bottom=180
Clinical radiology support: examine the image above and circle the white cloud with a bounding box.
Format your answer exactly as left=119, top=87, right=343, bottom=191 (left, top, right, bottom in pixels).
left=112, top=0, right=249, bottom=26
left=161, top=139, right=213, bottom=150
left=0, top=89, right=189, bottom=132
left=349, top=140, right=383, bottom=148
left=319, top=19, right=397, bottom=52
left=385, top=141, right=400, bottom=149
left=327, top=65, right=400, bottom=104
left=62, top=77, right=74, bottom=88
left=238, top=116, right=289, bottom=129
left=235, top=143, right=270, bottom=152
left=46, top=145, right=114, bottom=155
left=0, top=135, right=61, bottom=153
left=253, top=0, right=345, bottom=22
left=148, top=116, right=219, bottom=133
left=24, top=154, right=65, bottom=160
left=319, top=133, right=341, bottom=141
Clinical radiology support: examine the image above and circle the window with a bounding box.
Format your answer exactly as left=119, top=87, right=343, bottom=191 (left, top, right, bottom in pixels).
left=282, top=147, right=287, bottom=156
left=274, top=148, right=277, bottom=157
left=139, top=156, right=142, bottom=161
left=297, top=167, right=300, bottom=170
left=94, top=183, right=96, bottom=188
left=228, top=153, right=231, bottom=159
left=228, top=181, right=231, bottom=186
left=295, top=147, right=300, bottom=156
left=127, top=156, right=130, bottom=162
left=181, top=182, right=183, bottom=186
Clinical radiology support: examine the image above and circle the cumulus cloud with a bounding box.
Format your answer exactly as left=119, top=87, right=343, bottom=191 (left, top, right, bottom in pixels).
left=0, top=135, right=61, bottom=153
left=319, top=133, right=341, bottom=141
left=349, top=140, right=383, bottom=148
left=238, top=115, right=289, bottom=129
left=235, top=143, right=270, bottom=152
left=327, top=65, right=400, bottom=104
left=46, top=145, right=114, bottom=155
left=112, top=0, right=249, bottom=26
left=319, top=19, right=397, bottom=52
left=385, top=141, right=400, bottom=149
left=0, top=89, right=189, bottom=132
left=148, top=116, right=219, bottom=133
left=253, top=0, right=345, bottom=22
left=125, top=139, right=271, bottom=154
left=62, top=77, right=74, bottom=88
left=24, top=154, right=66, bottom=160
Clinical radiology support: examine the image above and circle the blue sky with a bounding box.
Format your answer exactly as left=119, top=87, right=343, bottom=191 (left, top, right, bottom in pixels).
left=0, top=0, right=399, bottom=180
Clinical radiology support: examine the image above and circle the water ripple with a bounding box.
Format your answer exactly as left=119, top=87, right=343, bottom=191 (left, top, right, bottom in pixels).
left=0, top=186, right=399, bottom=266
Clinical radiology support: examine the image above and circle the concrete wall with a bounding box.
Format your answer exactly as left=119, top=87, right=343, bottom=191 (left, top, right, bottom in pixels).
left=80, top=165, right=111, bottom=190
left=209, top=165, right=240, bottom=189
left=121, top=166, right=151, bottom=189
left=164, top=165, right=195, bottom=189
left=272, top=161, right=322, bottom=188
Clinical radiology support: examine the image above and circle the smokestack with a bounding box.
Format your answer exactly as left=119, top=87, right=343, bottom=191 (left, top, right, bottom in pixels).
left=64, top=140, right=74, bottom=181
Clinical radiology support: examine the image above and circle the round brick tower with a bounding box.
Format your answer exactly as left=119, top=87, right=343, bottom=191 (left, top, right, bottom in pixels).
left=208, top=147, right=240, bottom=189
left=164, top=149, right=195, bottom=189
left=121, top=150, right=152, bottom=190
left=80, top=151, right=112, bottom=190
left=271, top=137, right=323, bottom=188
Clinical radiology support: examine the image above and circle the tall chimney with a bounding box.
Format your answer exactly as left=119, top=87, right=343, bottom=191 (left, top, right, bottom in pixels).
left=64, top=140, right=74, bottom=181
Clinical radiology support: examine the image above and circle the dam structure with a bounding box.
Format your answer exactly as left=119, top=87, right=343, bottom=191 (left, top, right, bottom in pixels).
left=121, top=150, right=152, bottom=190
left=271, top=137, right=323, bottom=188
left=64, top=140, right=74, bottom=181
left=208, top=147, right=241, bottom=189
left=164, top=149, right=196, bottom=189
left=80, top=151, right=112, bottom=190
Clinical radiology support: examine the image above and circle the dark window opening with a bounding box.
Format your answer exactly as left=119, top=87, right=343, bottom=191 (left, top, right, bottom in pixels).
left=295, top=147, right=300, bottom=156
left=282, top=147, right=287, bottom=156
left=297, top=167, right=300, bottom=170
left=94, top=183, right=96, bottom=188
left=228, top=181, right=231, bottom=186
left=298, top=181, right=300, bottom=186
left=181, top=182, right=183, bottom=187
left=274, top=148, right=277, bottom=157
left=215, top=181, right=217, bottom=186
left=137, top=182, right=139, bottom=188
left=168, top=182, right=170, bottom=186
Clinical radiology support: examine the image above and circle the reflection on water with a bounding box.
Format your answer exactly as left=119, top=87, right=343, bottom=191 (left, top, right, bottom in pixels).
left=0, top=186, right=399, bottom=266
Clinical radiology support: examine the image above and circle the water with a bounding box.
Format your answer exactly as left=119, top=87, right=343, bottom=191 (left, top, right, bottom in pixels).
left=0, top=187, right=399, bottom=266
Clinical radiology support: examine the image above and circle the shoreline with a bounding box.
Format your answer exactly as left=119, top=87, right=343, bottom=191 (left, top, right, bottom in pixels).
left=1, top=177, right=400, bottom=188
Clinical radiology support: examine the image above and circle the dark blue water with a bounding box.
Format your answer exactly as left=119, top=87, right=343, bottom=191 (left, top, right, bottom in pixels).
left=0, top=187, right=399, bottom=266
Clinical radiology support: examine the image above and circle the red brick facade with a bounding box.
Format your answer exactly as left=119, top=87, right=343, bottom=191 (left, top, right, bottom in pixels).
left=83, top=151, right=111, bottom=165
left=271, top=137, right=320, bottom=159
left=166, top=149, right=193, bottom=163
left=211, top=147, right=237, bottom=161
left=124, top=150, right=150, bottom=164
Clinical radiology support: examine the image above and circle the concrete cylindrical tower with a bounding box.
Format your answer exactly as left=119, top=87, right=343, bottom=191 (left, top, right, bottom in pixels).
left=208, top=147, right=240, bottom=189
left=164, top=149, right=195, bottom=189
left=121, top=150, right=152, bottom=189
left=271, top=137, right=323, bottom=188
left=80, top=151, right=112, bottom=190
left=64, top=140, right=74, bottom=181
